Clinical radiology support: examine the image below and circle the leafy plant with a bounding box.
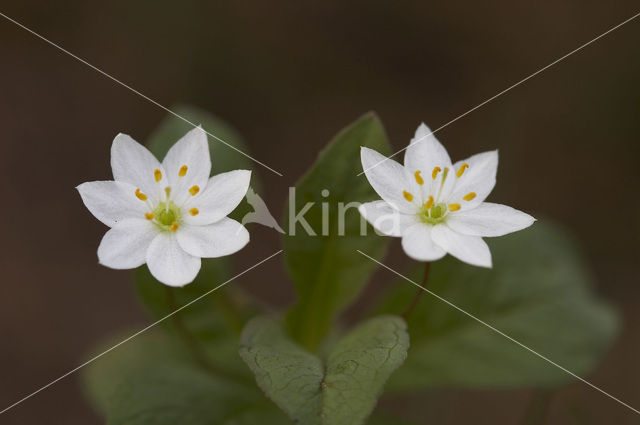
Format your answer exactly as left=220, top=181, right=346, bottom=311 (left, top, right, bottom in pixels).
left=82, top=107, right=619, bottom=425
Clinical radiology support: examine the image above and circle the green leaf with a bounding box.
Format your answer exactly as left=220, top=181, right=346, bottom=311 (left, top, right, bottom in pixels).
left=284, top=112, right=391, bottom=350
left=322, top=315, right=410, bottom=425
left=81, top=330, right=290, bottom=425
left=375, top=221, right=619, bottom=390
left=239, top=315, right=409, bottom=425
left=239, top=316, right=324, bottom=424
left=82, top=331, right=183, bottom=415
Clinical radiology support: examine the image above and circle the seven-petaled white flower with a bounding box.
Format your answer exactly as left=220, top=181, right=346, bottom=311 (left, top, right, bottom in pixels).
left=77, top=127, right=251, bottom=286
left=359, top=123, right=535, bottom=268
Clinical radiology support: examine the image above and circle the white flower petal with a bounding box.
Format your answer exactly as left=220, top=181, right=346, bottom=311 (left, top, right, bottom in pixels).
left=358, top=201, right=419, bottom=237
left=77, top=181, right=149, bottom=227
left=400, top=223, right=447, bottom=262
left=447, top=150, right=498, bottom=210
left=161, top=126, right=211, bottom=204
left=431, top=224, right=492, bottom=268
left=403, top=123, right=452, bottom=190
left=447, top=202, right=535, bottom=237
left=177, top=218, right=249, bottom=258
left=111, top=133, right=167, bottom=203
left=183, top=170, right=251, bottom=225
left=146, top=232, right=201, bottom=287
left=97, top=218, right=158, bottom=269
left=361, top=147, right=420, bottom=213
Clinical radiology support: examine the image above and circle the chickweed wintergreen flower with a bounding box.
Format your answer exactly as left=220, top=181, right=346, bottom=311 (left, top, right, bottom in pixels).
left=359, top=123, right=534, bottom=267
left=78, top=127, right=251, bottom=286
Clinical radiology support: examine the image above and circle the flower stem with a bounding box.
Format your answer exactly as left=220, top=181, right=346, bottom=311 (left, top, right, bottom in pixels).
left=402, top=262, right=431, bottom=320
left=165, top=287, right=228, bottom=378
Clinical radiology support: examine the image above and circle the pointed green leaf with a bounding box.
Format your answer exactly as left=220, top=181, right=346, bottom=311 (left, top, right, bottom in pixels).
left=284, top=113, right=391, bottom=350
left=239, top=315, right=409, bottom=425
left=375, top=221, right=619, bottom=390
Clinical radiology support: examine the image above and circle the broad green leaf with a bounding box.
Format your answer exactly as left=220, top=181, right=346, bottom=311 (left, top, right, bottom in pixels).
left=239, top=316, right=324, bottom=424
left=108, top=363, right=254, bottom=425
left=322, top=315, right=410, bottom=425
left=375, top=221, right=619, bottom=390
left=82, top=331, right=185, bottom=415
left=81, top=330, right=289, bottom=425
left=284, top=113, right=391, bottom=350
left=239, top=315, right=409, bottom=425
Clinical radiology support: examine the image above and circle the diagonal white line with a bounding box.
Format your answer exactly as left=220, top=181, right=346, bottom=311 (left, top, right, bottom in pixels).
left=0, top=12, right=284, bottom=177
left=0, top=250, right=283, bottom=416
left=357, top=250, right=640, bottom=415
left=358, top=11, right=640, bottom=176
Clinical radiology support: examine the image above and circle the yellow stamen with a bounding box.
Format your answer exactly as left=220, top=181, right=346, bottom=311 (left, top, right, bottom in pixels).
left=424, top=195, right=434, bottom=210
left=448, top=203, right=461, bottom=211
left=135, top=188, right=148, bottom=201
left=189, top=208, right=199, bottom=216
left=432, top=166, right=441, bottom=180
left=179, top=165, right=188, bottom=177
left=403, top=190, right=414, bottom=202
left=170, top=222, right=179, bottom=232
left=154, top=169, right=162, bottom=182
left=456, top=163, right=469, bottom=178
left=145, top=212, right=155, bottom=220
left=414, top=170, right=424, bottom=185
left=189, top=185, right=200, bottom=196
left=463, top=192, right=476, bottom=201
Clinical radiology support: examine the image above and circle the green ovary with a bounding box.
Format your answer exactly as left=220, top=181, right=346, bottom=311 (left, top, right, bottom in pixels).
left=419, top=202, right=448, bottom=225
left=153, top=201, right=181, bottom=229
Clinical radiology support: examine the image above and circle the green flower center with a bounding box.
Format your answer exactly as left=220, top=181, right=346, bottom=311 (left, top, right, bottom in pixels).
left=419, top=202, right=448, bottom=225
left=153, top=201, right=182, bottom=230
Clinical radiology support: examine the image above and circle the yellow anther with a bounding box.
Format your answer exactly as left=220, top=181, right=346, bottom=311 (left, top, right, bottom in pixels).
left=448, top=203, right=461, bottom=211
left=424, top=195, right=434, bottom=210
left=179, top=165, right=188, bottom=177
left=432, top=166, right=441, bottom=180
left=456, top=163, right=469, bottom=178
left=135, top=188, right=148, bottom=201
left=189, top=208, right=199, bottom=216
left=170, top=222, right=179, bottom=232
left=189, top=185, right=200, bottom=196
left=154, top=169, right=162, bottom=182
left=403, top=190, right=414, bottom=202
left=414, top=170, right=424, bottom=185
left=463, top=192, right=476, bottom=201
left=145, top=212, right=155, bottom=220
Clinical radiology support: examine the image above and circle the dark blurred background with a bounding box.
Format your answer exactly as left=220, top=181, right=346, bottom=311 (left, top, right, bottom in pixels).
left=1, top=1, right=639, bottom=424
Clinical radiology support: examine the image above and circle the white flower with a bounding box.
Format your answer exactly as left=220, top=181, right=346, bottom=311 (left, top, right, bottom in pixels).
left=77, top=127, right=251, bottom=286
left=359, top=123, right=535, bottom=268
